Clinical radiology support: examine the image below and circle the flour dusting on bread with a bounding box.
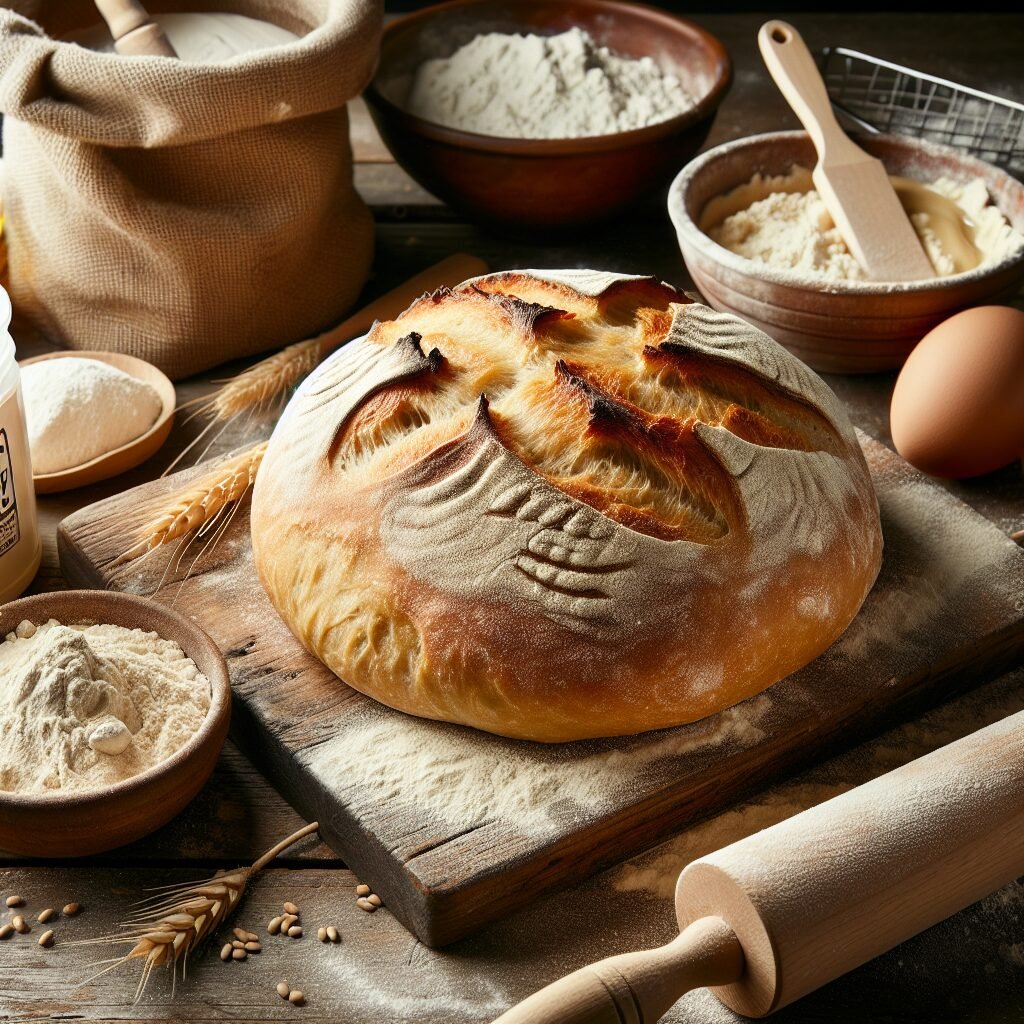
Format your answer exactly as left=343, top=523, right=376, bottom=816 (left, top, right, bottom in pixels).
left=251, top=270, right=882, bottom=741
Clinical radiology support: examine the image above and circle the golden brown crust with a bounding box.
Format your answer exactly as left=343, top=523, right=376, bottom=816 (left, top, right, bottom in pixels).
left=251, top=270, right=882, bottom=742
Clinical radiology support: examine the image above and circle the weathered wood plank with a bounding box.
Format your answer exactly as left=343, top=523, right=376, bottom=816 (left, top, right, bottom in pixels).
left=1, top=665, right=1022, bottom=1021
left=54, top=432, right=1024, bottom=946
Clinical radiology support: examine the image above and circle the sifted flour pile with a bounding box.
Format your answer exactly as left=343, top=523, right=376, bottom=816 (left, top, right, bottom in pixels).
left=405, top=27, right=694, bottom=139
left=0, top=619, right=211, bottom=793
left=704, top=167, right=1023, bottom=283
left=21, top=358, right=162, bottom=475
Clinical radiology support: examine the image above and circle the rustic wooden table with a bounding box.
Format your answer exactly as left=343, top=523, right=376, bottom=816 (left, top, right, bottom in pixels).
left=2, top=11, right=1023, bottom=1022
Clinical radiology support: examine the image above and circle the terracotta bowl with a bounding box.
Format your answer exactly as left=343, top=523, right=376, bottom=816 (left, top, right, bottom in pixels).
left=0, top=591, right=231, bottom=857
left=668, top=131, right=1024, bottom=373
left=364, top=0, right=731, bottom=233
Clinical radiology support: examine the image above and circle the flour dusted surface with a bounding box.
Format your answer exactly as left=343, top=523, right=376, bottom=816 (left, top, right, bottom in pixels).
left=0, top=619, right=211, bottom=793
left=405, top=27, right=694, bottom=139
left=21, top=357, right=162, bottom=475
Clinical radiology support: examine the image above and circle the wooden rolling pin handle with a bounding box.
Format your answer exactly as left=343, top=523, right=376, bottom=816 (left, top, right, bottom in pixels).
left=490, top=916, right=742, bottom=1024
left=93, top=0, right=178, bottom=57
left=313, top=253, right=489, bottom=359
left=758, top=21, right=857, bottom=163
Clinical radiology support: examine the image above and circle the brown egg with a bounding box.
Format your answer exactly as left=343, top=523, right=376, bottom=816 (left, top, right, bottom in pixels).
left=890, top=306, right=1024, bottom=478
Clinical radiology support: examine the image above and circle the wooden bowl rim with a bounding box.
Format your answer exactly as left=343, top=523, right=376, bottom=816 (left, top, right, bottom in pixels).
left=0, top=590, right=230, bottom=809
left=365, top=0, right=732, bottom=155
left=668, top=129, right=1024, bottom=297
left=17, top=350, right=176, bottom=488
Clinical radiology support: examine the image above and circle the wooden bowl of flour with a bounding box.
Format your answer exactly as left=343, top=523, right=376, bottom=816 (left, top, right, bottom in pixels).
left=0, top=591, right=230, bottom=857
left=18, top=351, right=176, bottom=494
left=364, top=0, right=731, bottom=233
left=668, top=131, right=1024, bottom=373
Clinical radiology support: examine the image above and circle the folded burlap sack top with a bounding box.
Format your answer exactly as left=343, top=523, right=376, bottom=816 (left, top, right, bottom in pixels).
left=0, top=0, right=382, bottom=378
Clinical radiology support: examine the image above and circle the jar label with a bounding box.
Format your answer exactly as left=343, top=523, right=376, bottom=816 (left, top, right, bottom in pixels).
left=0, top=426, right=21, bottom=558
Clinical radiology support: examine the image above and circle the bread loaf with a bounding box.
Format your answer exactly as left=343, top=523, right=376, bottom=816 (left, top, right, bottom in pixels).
left=251, top=270, right=882, bottom=742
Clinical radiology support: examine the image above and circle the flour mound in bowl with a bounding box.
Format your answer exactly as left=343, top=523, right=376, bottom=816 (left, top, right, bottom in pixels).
left=251, top=270, right=882, bottom=742
left=404, top=27, right=694, bottom=139
left=0, top=619, right=211, bottom=793
left=21, top=358, right=162, bottom=475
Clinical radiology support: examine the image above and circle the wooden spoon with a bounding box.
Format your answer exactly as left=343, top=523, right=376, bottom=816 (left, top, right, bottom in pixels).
left=758, top=20, right=934, bottom=282
left=93, top=0, right=177, bottom=57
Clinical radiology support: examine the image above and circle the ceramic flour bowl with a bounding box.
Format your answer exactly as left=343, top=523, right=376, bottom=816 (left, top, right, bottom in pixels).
left=0, top=591, right=231, bottom=857
left=668, top=131, right=1024, bottom=373
left=364, top=0, right=731, bottom=233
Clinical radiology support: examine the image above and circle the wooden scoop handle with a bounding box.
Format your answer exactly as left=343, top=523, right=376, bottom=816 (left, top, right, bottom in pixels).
left=93, top=0, right=178, bottom=57
left=758, top=20, right=860, bottom=163
left=490, top=916, right=742, bottom=1024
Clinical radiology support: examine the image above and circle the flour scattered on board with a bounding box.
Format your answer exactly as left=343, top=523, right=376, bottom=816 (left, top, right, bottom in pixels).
left=306, top=697, right=769, bottom=836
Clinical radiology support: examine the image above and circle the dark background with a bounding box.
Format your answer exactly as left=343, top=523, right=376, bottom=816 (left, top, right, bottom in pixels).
left=387, top=2, right=1017, bottom=13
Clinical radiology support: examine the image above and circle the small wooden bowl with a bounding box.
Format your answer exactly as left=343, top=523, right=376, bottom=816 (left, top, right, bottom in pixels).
left=668, top=131, right=1024, bottom=373
left=18, top=351, right=176, bottom=493
left=0, top=591, right=231, bottom=858
left=364, top=0, right=731, bottom=233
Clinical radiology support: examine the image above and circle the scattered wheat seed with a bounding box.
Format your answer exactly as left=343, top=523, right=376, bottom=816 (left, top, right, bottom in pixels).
left=65, top=822, right=320, bottom=1000
left=326, top=926, right=339, bottom=943
left=367, top=894, right=382, bottom=908
left=231, top=939, right=245, bottom=949
left=232, top=947, right=247, bottom=961
left=287, top=925, right=303, bottom=938
left=38, top=929, right=54, bottom=948
left=220, top=943, right=233, bottom=961
left=62, top=903, right=80, bottom=916
left=12, top=915, right=28, bottom=933
left=356, top=898, right=375, bottom=914
left=268, top=915, right=284, bottom=935
left=355, top=884, right=370, bottom=897
left=281, top=913, right=298, bottom=930
left=0, top=924, right=13, bottom=939
left=37, top=909, right=56, bottom=923
left=245, top=941, right=262, bottom=952
left=5, top=895, right=23, bottom=908
left=277, top=981, right=290, bottom=998
left=317, top=927, right=327, bottom=942
left=288, top=989, right=305, bottom=1005
left=234, top=927, right=259, bottom=942
left=283, top=901, right=300, bottom=915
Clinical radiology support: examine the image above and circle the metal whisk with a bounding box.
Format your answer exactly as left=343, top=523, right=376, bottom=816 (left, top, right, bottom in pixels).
left=820, top=47, right=1024, bottom=177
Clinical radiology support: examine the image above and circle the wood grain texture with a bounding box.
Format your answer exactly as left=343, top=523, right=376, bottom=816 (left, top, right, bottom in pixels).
left=55, top=434, right=1024, bottom=946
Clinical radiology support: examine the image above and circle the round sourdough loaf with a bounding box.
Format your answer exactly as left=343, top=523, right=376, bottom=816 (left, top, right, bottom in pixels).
left=251, top=270, right=882, bottom=742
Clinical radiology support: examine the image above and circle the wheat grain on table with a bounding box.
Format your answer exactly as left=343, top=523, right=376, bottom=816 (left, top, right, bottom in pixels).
left=3, top=10, right=1023, bottom=1021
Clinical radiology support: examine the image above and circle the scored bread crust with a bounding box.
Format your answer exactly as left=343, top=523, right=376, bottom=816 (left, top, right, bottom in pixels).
left=251, top=270, right=882, bottom=742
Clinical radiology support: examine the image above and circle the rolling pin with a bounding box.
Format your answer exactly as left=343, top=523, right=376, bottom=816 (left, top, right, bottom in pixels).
left=93, top=0, right=178, bottom=57
left=493, top=709, right=1024, bottom=1022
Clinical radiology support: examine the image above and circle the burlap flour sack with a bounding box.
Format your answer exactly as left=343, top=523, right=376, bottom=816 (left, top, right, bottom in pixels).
left=0, top=0, right=381, bottom=379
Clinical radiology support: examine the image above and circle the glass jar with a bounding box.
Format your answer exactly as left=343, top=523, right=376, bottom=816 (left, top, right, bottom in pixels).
left=0, top=287, right=41, bottom=603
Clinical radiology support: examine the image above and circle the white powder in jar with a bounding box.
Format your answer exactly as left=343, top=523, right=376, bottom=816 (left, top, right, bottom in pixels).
left=20, top=357, right=163, bottom=474
left=0, top=619, right=211, bottom=794
left=404, top=27, right=694, bottom=139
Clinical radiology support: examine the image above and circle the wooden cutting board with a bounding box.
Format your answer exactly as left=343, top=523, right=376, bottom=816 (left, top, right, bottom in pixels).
left=57, top=435, right=1024, bottom=947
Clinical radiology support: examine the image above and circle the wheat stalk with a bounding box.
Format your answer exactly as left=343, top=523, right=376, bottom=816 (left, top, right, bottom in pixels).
left=192, top=337, right=323, bottom=423
left=73, top=822, right=319, bottom=1001
left=118, top=442, right=267, bottom=566
left=178, top=254, right=486, bottom=433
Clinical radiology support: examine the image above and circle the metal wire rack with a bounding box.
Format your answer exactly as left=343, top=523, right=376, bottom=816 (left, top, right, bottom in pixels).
left=820, top=47, right=1024, bottom=177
